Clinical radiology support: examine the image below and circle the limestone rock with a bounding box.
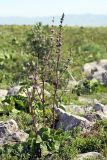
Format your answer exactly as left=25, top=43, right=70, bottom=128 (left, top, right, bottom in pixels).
left=75, top=152, right=105, bottom=160
left=0, top=89, right=8, bottom=99
left=0, top=119, right=18, bottom=137
left=7, top=86, right=21, bottom=96
left=78, top=96, right=94, bottom=104
left=84, top=113, right=96, bottom=122
left=0, top=119, right=29, bottom=145
left=61, top=104, right=85, bottom=115
left=93, top=103, right=104, bottom=112
left=59, top=102, right=107, bottom=122
left=54, top=107, right=93, bottom=131
left=11, top=131, right=29, bottom=142
left=67, top=80, right=78, bottom=90
left=7, top=85, right=51, bottom=98
left=93, top=103, right=107, bottom=120
left=83, top=59, right=107, bottom=85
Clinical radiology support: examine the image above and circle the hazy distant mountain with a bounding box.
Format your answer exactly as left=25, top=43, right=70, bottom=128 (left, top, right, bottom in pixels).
left=0, top=14, right=107, bottom=26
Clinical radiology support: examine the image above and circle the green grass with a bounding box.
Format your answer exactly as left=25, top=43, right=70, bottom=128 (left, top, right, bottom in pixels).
left=0, top=25, right=107, bottom=159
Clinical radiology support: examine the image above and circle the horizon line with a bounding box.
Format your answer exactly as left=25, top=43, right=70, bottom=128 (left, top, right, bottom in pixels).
left=1, top=13, right=107, bottom=18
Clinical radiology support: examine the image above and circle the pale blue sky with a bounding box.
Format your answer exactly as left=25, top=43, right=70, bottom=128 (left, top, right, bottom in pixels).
left=0, top=0, right=107, bottom=17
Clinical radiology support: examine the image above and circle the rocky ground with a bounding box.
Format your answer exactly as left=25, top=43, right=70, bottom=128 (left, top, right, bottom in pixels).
left=1, top=59, right=107, bottom=159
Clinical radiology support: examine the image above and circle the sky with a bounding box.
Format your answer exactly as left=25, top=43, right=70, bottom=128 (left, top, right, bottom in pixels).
left=0, top=0, right=107, bottom=17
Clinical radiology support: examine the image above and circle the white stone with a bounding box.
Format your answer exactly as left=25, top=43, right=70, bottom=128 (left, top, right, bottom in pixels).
left=0, top=119, right=29, bottom=145
left=0, top=89, right=8, bottom=99
left=54, top=107, right=93, bottom=131
left=83, top=59, right=107, bottom=85
left=75, top=152, right=105, bottom=160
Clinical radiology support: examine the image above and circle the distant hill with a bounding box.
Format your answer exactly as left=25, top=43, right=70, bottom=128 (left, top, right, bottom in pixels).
left=0, top=14, right=107, bottom=26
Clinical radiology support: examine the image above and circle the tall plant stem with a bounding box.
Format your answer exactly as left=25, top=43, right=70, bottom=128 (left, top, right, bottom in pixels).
left=27, top=88, right=37, bottom=135
left=52, top=13, right=64, bottom=128
left=42, top=77, right=45, bottom=126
